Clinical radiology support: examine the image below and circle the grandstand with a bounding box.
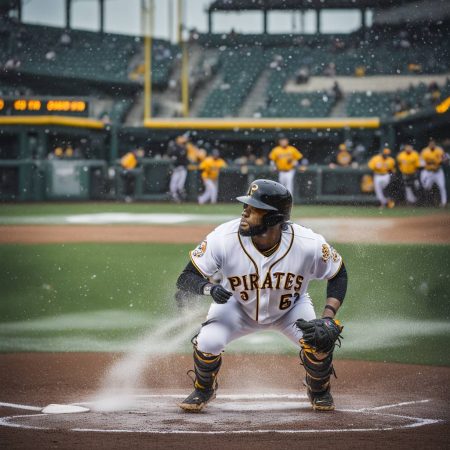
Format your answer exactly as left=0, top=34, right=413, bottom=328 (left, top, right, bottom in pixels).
left=0, top=0, right=449, bottom=203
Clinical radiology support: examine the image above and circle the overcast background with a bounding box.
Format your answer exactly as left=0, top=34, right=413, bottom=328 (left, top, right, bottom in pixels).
left=21, top=0, right=370, bottom=40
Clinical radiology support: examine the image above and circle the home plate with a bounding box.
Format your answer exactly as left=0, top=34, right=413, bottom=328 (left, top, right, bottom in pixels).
left=42, top=404, right=90, bottom=414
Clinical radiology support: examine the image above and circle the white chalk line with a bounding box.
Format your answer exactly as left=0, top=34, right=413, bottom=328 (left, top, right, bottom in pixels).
left=0, top=402, right=42, bottom=411
left=357, top=399, right=431, bottom=412
left=0, top=397, right=443, bottom=435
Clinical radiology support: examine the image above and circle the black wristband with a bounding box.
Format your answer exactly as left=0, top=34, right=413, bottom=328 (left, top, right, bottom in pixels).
left=324, top=304, right=337, bottom=316
left=176, top=261, right=209, bottom=295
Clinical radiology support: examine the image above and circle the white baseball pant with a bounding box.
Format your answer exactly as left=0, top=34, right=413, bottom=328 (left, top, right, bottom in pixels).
left=195, top=294, right=316, bottom=355
left=420, top=169, right=447, bottom=206
left=278, top=170, right=296, bottom=195
left=404, top=185, right=417, bottom=204
left=198, top=179, right=219, bottom=204
left=170, top=166, right=187, bottom=200
left=373, top=174, right=391, bottom=206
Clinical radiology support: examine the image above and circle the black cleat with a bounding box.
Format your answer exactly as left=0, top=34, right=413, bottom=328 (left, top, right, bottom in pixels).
left=179, top=387, right=216, bottom=412
left=307, top=388, right=335, bottom=411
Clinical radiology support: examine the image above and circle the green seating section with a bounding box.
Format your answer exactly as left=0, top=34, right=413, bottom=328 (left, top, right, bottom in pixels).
left=346, top=81, right=450, bottom=118
left=198, top=31, right=449, bottom=75
left=198, top=47, right=266, bottom=117
left=0, top=21, right=176, bottom=88
left=260, top=68, right=334, bottom=117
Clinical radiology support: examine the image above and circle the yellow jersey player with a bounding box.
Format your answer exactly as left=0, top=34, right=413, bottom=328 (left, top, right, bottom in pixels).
left=367, top=148, right=396, bottom=208
left=397, top=144, right=421, bottom=204
left=329, top=143, right=352, bottom=168
left=198, top=149, right=227, bottom=204
left=269, top=136, right=303, bottom=195
left=420, top=139, right=447, bottom=207
left=120, top=149, right=144, bottom=202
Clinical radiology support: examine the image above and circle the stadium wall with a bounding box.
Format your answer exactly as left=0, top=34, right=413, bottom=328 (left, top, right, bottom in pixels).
left=0, top=113, right=449, bottom=203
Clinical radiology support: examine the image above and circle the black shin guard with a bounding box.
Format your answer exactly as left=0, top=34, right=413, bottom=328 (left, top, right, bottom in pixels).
left=193, top=346, right=222, bottom=391
left=300, top=349, right=334, bottom=394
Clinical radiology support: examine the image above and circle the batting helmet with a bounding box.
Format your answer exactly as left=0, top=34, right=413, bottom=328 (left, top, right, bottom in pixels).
left=236, top=179, right=292, bottom=227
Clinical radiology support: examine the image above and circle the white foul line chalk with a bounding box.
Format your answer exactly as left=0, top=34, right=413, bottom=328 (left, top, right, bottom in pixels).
left=0, top=402, right=42, bottom=412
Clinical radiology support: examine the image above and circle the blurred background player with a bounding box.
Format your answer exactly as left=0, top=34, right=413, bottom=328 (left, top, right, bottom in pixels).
left=168, top=134, right=190, bottom=202
left=368, top=148, right=396, bottom=209
left=120, top=148, right=144, bottom=202
left=198, top=149, right=227, bottom=204
left=420, top=139, right=448, bottom=207
left=329, top=143, right=352, bottom=168
left=269, top=136, right=303, bottom=194
left=397, top=144, right=421, bottom=205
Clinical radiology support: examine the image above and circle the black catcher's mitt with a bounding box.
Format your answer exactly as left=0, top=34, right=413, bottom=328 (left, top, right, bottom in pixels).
left=296, top=318, right=343, bottom=353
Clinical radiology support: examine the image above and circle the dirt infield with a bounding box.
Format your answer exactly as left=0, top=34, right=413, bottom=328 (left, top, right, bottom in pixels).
left=1, top=214, right=449, bottom=244
left=0, top=353, right=449, bottom=449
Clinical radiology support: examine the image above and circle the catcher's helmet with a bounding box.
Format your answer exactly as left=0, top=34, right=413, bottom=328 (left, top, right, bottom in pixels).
left=236, top=179, right=292, bottom=227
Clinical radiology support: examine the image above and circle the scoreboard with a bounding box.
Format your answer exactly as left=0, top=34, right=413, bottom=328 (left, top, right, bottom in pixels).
left=0, top=98, right=89, bottom=116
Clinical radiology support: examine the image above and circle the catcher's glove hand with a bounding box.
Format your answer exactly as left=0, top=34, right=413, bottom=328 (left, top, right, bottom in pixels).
left=210, top=285, right=232, bottom=304
left=296, top=318, right=343, bottom=353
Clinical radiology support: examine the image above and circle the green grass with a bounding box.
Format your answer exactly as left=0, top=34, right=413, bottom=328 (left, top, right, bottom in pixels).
left=0, top=242, right=449, bottom=365
left=1, top=202, right=448, bottom=218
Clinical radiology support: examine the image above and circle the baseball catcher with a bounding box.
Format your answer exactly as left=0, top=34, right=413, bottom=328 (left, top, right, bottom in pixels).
left=176, top=179, right=347, bottom=412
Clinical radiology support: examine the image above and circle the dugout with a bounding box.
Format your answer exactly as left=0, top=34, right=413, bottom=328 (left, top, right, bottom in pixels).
left=0, top=117, right=109, bottom=201
left=1, top=114, right=449, bottom=204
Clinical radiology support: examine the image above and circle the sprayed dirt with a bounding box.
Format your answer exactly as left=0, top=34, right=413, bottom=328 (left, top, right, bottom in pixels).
left=1, top=214, right=449, bottom=244
left=0, top=353, right=449, bottom=449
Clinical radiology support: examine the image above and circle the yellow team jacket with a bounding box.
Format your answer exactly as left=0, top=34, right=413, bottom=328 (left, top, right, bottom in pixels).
left=199, top=157, right=227, bottom=180
left=120, top=152, right=138, bottom=170
left=368, top=154, right=396, bottom=175
left=397, top=150, right=420, bottom=175
left=269, top=145, right=303, bottom=171
left=420, top=146, right=444, bottom=171
left=336, top=150, right=352, bottom=166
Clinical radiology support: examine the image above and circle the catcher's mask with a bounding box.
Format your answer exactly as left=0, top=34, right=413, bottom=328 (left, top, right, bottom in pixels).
left=236, top=179, right=292, bottom=229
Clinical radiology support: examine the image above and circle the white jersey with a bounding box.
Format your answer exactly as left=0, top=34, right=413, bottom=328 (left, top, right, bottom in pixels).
left=190, top=219, right=342, bottom=324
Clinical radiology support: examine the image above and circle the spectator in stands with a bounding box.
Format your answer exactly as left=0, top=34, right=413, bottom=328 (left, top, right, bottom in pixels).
left=331, top=81, right=343, bottom=102
left=269, top=136, right=303, bottom=195
left=368, top=148, right=396, bottom=209
left=397, top=144, right=421, bottom=205
left=270, top=54, right=284, bottom=71
left=392, top=96, right=409, bottom=116
left=295, top=66, right=310, bottom=84
left=427, top=82, right=441, bottom=103
left=60, top=30, right=72, bottom=46
left=354, top=66, right=366, bottom=77
left=120, top=148, right=144, bottom=202
left=323, top=62, right=336, bottom=77
left=167, top=134, right=190, bottom=202
left=198, top=149, right=227, bottom=205
left=189, top=28, right=200, bottom=42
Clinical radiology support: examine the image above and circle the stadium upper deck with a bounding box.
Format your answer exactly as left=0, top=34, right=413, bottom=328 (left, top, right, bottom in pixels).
left=0, top=3, right=449, bottom=122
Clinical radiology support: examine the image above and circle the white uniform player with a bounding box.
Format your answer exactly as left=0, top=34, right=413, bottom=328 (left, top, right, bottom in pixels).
left=177, top=179, right=347, bottom=413
left=191, top=219, right=341, bottom=352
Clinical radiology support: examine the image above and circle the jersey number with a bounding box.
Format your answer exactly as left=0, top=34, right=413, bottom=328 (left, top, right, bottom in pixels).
left=279, top=293, right=300, bottom=310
